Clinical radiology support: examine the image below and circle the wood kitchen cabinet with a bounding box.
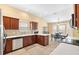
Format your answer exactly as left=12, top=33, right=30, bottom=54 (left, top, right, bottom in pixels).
left=32, top=35, right=36, bottom=44
left=4, top=38, right=12, bottom=54
left=43, top=36, right=49, bottom=46
left=37, top=35, right=49, bottom=46
left=3, top=16, right=19, bottom=29
left=74, top=4, right=79, bottom=27
left=30, top=22, right=38, bottom=30
left=23, top=35, right=49, bottom=47
left=3, top=35, right=49, bottom=54
left=36, top=35, right=41, bottom=44
left=76, top=18, right=79, bottom=28
left=11, top=18, right=19, bottom=29
left=3, top=16, right=11, bottom=29
left=23, top=36, right=33, bottom=47
left=75, top=4, right=79, bottom=18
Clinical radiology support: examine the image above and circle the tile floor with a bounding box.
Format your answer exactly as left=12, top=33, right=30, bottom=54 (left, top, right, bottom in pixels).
left=6, top=41, right=59, bottom=55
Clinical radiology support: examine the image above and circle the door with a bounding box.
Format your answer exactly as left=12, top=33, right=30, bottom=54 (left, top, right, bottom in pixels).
left=37, top=35, right=44, bottom=45
left=3, top=16, right=11, bottom=29
left=75, top=4, right=79, bottom=28
left=52, top=24, right=66, bottom=34
left=52, top=24, right=58, bottom=34
left=58, top=24, right=66, bottom=34
left=32, top=35, right=36, bottom=44
left=77, top=19, right=79, bottom=28
left=36, top=35, right=41, bottom=44
left=30, top=22, right=38, bottom=30
left=39, top=36, right=44, bottom=45
left=11, top=18, right=19, bottom=29
left=43, top=36, right=49, bottom=46
left=76, top=4, right=79, bottom=18
left=4, top=38, right=12, bottom=54
left=3, top=16, right=19, bottom=29
left=37, top=35, right=49, bottom=46
left=23, top=36, right=32, bottom=47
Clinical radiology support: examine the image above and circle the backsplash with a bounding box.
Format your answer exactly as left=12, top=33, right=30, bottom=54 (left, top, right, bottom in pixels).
left=5, top=27, right=48, bottom=36
left=5, top=30, right=32, bottom=36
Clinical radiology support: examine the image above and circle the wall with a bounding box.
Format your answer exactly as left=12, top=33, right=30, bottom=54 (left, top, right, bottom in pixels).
left=28, top=14, right=47, bottom=30
left=0, top=4, right=47, bottom=35
left=73, top=29, right=79, bottom=40
left=0, top=5, right=29, bottom=20
left=48, top=23, right=52, bottom=34
left=48, top=20, right=73, bottom=37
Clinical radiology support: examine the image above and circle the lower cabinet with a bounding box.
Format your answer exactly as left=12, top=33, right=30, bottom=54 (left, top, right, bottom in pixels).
left=23, top=36, right=33, bottom=47
left=12, top=38, right=23, bottom=50
left=32, top=35, right=36, bottom=44
left=4, top=35, right=49, bottom=54
left=43, top=36, right=49, bottom=46
left=4, top=38, right=12, bottom=54
left=37, top=35, right=49, bottom=46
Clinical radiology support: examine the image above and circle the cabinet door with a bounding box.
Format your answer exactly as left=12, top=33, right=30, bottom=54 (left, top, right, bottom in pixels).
left=36, top=35, right=41, bottom=44
left=76, top=5, right=79, bottom=18
left=23, top=37, right=28, bottom=47
left=11, top=18, right=19, bottom=29
left=43, top=36, right=49, bottom=46
left=3, top=16, right=11, bottom=29
left=27, top=36, right=33, bottom=45
left=75, top=4, right=79, bottom=27
left=30, top=22, right=38, bottom=30
left=37, top=35, right=44, bottom=45
left=77, top=19, right=79, bottom=28
left=75, top=4, right=79, bottom=18
left=23, top=36, right=32, bottom=47
left=39, top=36, right=44, bottom=45
left=37, top=35, right=49, bottom=46
left=32, top=35, right=36, bottom=44
left=3, top=16, right=19, bottom=29
left=4, top=39, right=12, bottom=54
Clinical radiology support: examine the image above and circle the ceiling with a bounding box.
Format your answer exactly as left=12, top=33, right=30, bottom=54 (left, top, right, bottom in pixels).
left=9, top=4, right=73, bottom=22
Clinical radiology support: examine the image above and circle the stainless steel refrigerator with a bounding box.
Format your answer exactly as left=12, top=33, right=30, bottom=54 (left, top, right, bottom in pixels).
left=0, top=9, right=3, bottom=55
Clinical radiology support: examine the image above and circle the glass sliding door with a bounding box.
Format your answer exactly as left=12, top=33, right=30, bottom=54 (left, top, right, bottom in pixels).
left=0, top=9, right=3, bottom=55
left=58, top=24, right=66, bottom=35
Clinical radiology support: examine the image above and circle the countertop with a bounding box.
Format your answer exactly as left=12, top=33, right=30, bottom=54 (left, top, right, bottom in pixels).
left=5, top=34, right=50, bottom=39
left=50, top=43, right=79, bottom=55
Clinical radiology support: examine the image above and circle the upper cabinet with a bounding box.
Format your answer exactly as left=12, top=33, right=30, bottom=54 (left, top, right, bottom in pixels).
left=3, top=16, right=11, bottom=29
left=30, top=21, right=38, bottom=30
left=11, top=18, right=19, bottom=29
left=74, top=4, right=79, bottom=28
left=3, top=16, right=19, bottom=30
left=75, top=4, right=79, bottom=18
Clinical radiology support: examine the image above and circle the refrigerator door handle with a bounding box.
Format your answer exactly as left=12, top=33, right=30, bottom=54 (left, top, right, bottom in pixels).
left=3, top=27, right=7, bottom=51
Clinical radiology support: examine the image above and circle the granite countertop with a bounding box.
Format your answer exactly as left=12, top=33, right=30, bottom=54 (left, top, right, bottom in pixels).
left=5, top=34, right=50, bottom=39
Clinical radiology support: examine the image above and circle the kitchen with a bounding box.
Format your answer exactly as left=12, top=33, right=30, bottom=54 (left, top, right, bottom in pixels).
left=0, top=4, right=49, bottom=55
left=0, top=4, right=79, bottom=55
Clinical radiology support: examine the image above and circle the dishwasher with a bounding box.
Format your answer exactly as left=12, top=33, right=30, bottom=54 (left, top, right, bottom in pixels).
left=12, top=38, right=23, bottom=50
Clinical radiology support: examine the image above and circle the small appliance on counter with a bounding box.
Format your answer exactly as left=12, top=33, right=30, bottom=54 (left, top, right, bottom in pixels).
left=34, top=31, right=39, bottom=34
